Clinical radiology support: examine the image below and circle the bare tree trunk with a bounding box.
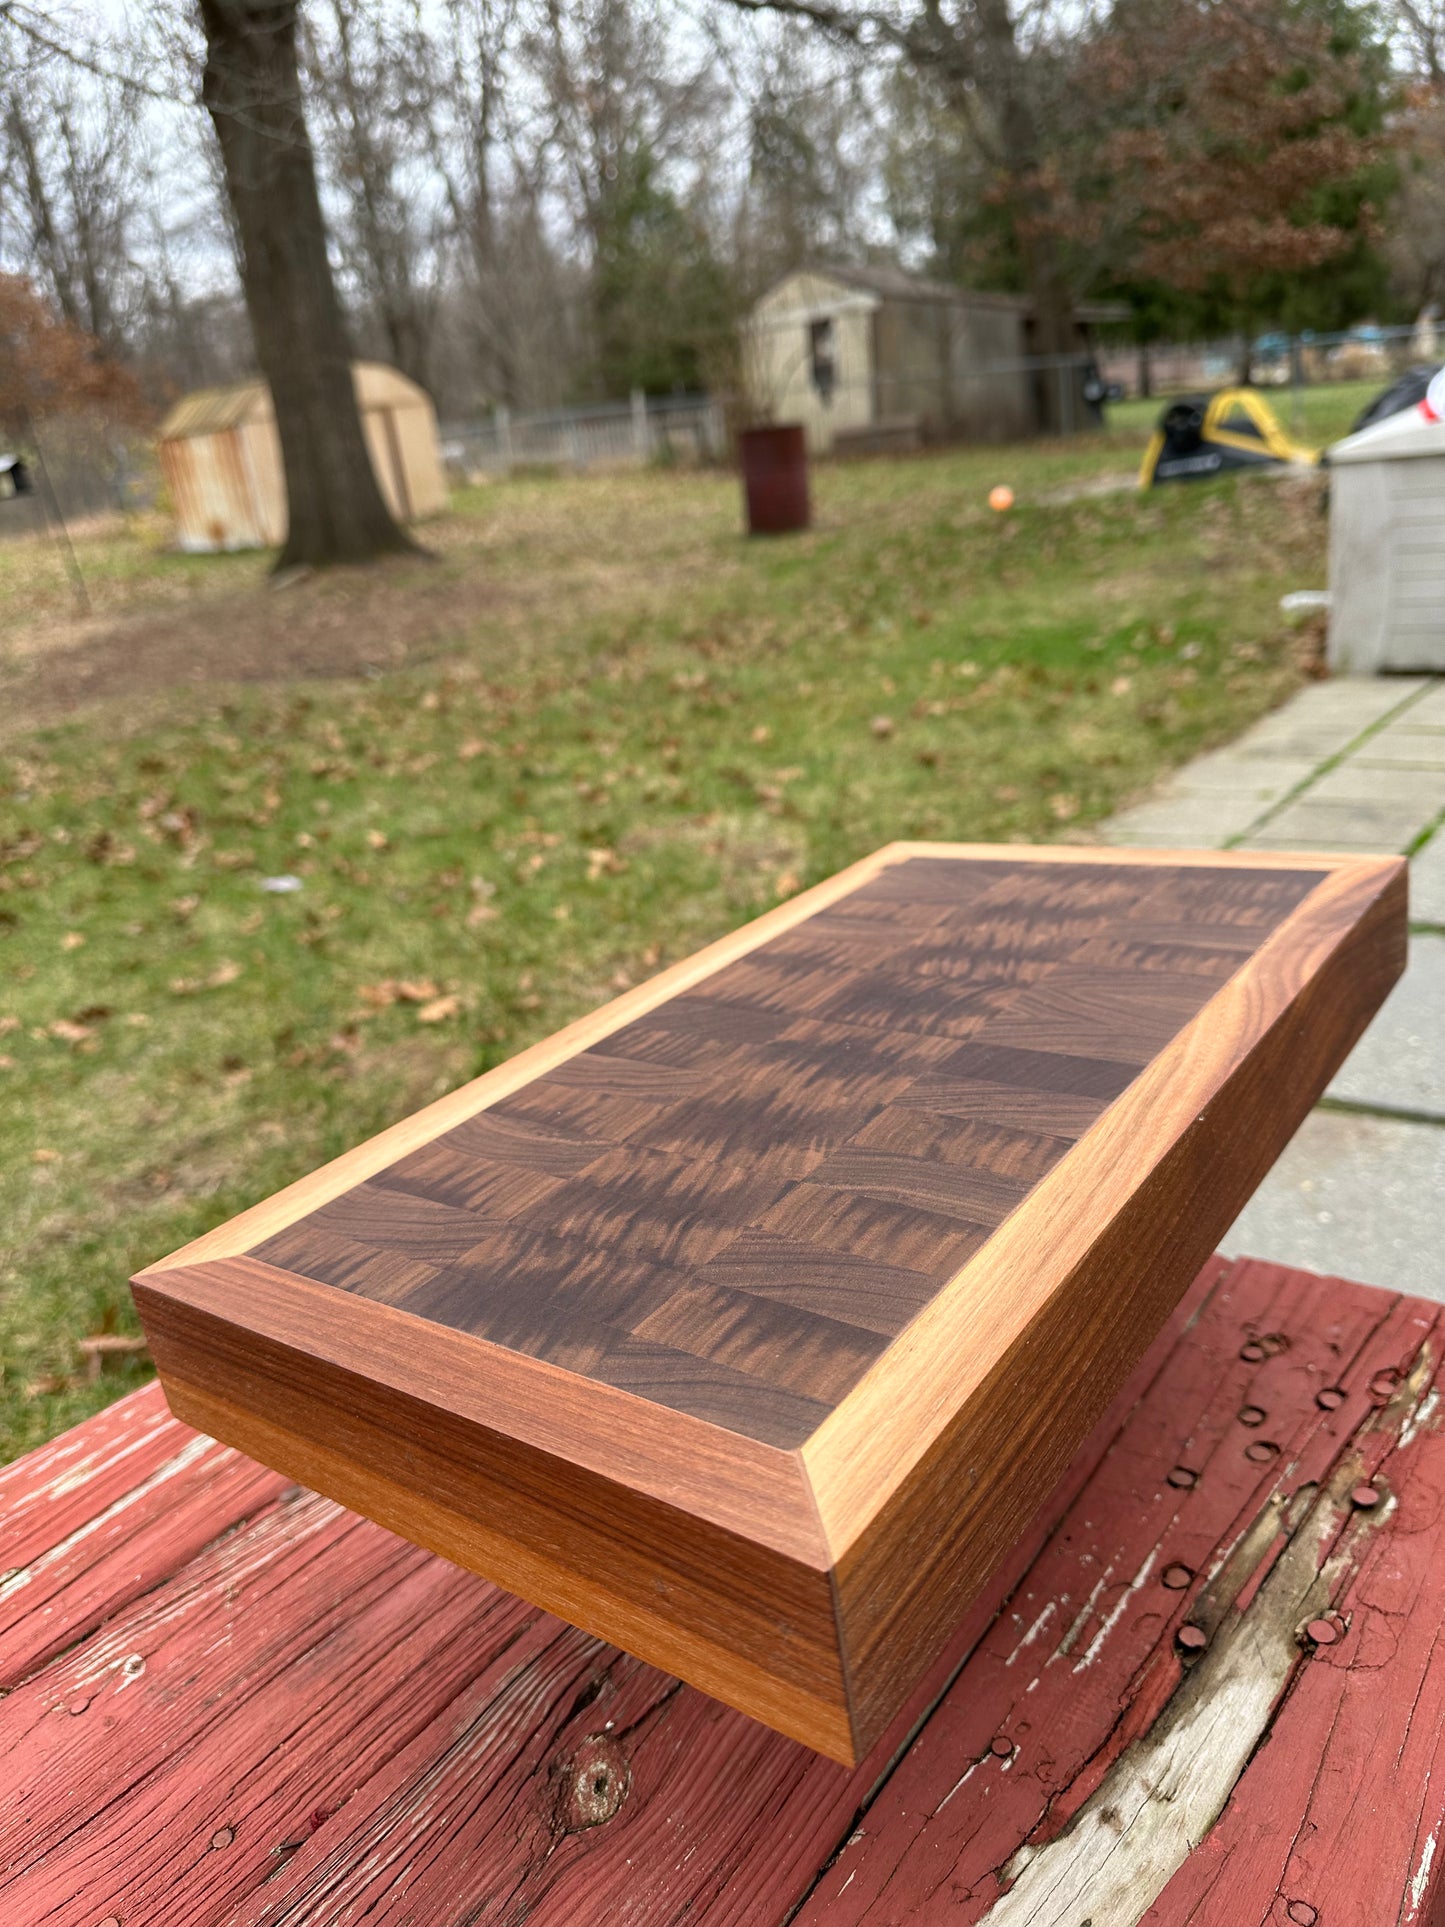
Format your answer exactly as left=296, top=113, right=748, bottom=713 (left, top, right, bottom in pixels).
left=6, top=101, right=83, bottom=329
left=972, top=0, right=1076, bottom=432
left=198, top=0, right=416, bottom=569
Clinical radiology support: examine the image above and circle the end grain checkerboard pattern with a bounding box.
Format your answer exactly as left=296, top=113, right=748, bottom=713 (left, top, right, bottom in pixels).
left=250, top=857, right=1323, bottom=1446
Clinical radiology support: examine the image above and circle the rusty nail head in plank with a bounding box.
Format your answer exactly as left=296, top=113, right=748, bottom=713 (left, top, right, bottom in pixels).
left=1177, top=1624, right=1209, bottom=1652
left=98, top=1918, right=121, bottom=1927
left=1370, top=1369, right=1399, bottom=1402
left=1167, top=1465, right=1198, bottom=1489
left=1287, top=1903, right=1318, bottom=1924
left=990, top=1735, right=1014, bottom=1758
left=1238, top=1404, right=1267, bottom=1427
left=1240, top=1341, right=1267, bottom=1362
left=1316, top=1387, right=1346, bottom=1411
left=66, top=1696, right=89, bottom=1717
left=1305, top=1618, right=1339, bottom=1647
left=1245, top=1440, right=1281, bottom=1463
left=1162, top=1563, right=1193, bottom=1590
left=211, top=1826, right=235, bottom=1849
left=1351, top=1482, right=1381, bottom=1509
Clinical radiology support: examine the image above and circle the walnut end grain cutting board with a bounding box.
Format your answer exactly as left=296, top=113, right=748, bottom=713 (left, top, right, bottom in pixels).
left=131, top=842, right=1406, bottom=1764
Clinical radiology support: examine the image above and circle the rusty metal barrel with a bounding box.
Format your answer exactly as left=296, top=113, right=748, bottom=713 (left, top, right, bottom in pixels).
left=738, top=423, right=810, bottom=535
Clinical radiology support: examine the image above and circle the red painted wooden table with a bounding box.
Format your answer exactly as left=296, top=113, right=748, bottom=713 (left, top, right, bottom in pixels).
left=4, top=1253, right=1443, bottom=1926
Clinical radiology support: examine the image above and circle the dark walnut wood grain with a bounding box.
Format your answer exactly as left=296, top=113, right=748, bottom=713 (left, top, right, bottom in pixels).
left=132, top=843, right=1407, bottom=1764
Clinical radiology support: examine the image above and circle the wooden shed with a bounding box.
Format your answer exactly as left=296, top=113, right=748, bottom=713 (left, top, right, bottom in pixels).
left=157, top=361, right=447, bottom=552
left=743, top=265, right=1122, bottom=452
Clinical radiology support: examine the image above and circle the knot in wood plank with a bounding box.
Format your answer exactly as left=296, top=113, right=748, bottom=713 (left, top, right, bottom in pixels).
left=550, top=1733, right=632, bottom=1834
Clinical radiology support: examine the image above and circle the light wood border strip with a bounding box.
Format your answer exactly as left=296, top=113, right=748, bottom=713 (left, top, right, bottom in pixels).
left=135, top=1256, right=851, bottom=1758
left=135, top=1255, right=826, bottom=1562
left=155, top=1377, right=852, bottom=1761
left=140, top=842, right=1368, bottom=1276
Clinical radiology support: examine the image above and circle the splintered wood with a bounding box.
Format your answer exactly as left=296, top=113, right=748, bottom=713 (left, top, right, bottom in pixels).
left=4, top=1254, right=1444, bottom=1925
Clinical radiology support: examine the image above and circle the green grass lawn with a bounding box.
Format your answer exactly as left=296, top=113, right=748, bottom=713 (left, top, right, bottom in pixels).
left=1107, top=377, right=1377, bottom=450
left=0, top=425, right=1331, bottom=1459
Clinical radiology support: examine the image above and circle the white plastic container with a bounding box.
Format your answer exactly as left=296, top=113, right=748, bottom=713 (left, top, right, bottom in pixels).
left=1327, top=379, right=1445, bottom=673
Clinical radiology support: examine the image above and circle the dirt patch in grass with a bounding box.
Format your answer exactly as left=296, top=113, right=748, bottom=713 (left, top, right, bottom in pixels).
left=0, top=555, right=526, bottom=731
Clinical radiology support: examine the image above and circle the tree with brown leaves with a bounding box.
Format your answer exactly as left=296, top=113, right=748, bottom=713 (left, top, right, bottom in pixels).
left=1084, top=0, right=1389, bottom=348
left=0, top=274, right=144, bottom=433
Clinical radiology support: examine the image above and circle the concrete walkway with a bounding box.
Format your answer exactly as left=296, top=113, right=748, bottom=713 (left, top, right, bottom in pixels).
left=1103, top=676, right=1445, bottom=1298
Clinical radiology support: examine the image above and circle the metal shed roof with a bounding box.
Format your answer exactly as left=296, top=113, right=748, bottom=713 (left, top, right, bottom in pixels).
left=158, top=362, right=432, bottom=443
left=755, top=263, right=1128, bottom=325
left=158, top=381, right=268, bottom=441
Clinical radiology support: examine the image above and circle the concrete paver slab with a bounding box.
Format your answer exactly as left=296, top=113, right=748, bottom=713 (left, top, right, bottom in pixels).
left=1227, top=726, right=1396, bottom=763
left=1218, top=1110, right=1445, bottom=1299
left=1241, top=795, right=1426, bottom=851
left=1246, top=676, right=1430, bottom=723
left=1104, top=795, right=1268, bottom=846
left=1157, top=749, right=1319, bottom=798
left=1243, top=835, right=1414, bottom=853
left=1327, top=934, right=1445, bottom=1118
left=1354, top=729, right=1445, bottom=770
left=1401, top=683, right=1445, bottom=729
left=1305, top=763, right=1445, bottom=808
left=1410, top=834, right=1445, bottom=927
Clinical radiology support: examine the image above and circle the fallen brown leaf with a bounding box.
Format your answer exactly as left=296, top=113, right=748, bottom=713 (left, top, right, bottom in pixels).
left=417, top=994, right=462, bottom=1023
left=48, top=1019, right=93, bottom=1043
left=396, top=979, right=439, bottom=1004
left=587, top=847, right=627, bottom=880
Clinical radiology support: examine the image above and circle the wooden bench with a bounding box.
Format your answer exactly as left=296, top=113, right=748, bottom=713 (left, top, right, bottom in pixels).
left=3, top=1252, right=1443, bottom=1922
left=131, top=843, right=1404, bottom=1761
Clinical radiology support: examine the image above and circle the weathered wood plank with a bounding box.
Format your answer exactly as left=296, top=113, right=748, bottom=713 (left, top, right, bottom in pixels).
left=0, top=1381, right=288, bottom=1688
left=6, top=1254, right=1443, bottom=1925
left=0, top=1265, right=1221, bottom=1927
left=794, top=1261, right=1445, bottom=1925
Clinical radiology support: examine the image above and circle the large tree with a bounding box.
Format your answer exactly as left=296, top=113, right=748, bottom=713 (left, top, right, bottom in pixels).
left=197, top=0, right=415, bottom=568
left=1083, top=0, right=1392, bottom=350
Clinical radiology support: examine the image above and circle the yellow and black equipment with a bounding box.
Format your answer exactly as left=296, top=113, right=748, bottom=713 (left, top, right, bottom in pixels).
left=1139, top=389, right=1318, bottom=488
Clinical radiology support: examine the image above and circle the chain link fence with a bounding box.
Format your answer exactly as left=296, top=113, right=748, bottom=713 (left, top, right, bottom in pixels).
left=1098, top=320, right=1442, bottom=405
left=440, top=391, right=728, bottom=480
